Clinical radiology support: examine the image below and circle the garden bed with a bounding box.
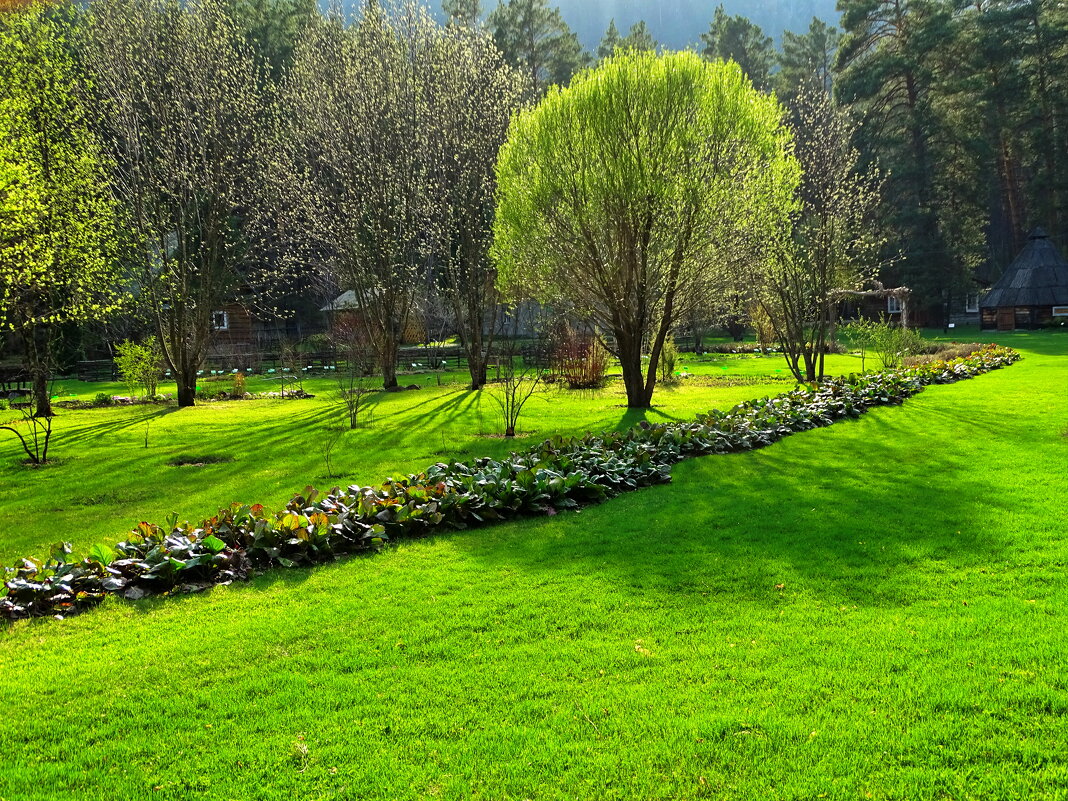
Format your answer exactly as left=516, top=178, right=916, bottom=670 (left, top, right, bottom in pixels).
left=0, top=345, right=1020, bottom=621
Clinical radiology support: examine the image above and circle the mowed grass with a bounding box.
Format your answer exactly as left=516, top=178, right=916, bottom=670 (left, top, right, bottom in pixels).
left=1, top=330, right=1066, bottom=800
left=0, top=359, right=797, bottom=563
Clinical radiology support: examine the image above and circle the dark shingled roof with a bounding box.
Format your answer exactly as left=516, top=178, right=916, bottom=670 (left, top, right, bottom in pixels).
left=981, top=228, right=1068, bottom=308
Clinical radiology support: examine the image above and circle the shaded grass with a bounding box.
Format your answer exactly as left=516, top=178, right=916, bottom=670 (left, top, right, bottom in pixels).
left=0, top=330, right=1065, bottom=799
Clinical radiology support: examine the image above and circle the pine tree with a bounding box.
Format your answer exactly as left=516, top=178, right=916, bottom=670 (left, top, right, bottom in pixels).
left=596, top=18, right=620, bottom=59
left=487, top=0, right=587, bottom=94
left=621, top=20, right=656, bottom=52
left=776, top=17, right=838, bottom=100
left=1017, top=0, right=1068, bottom=242
left=223, top=0, right=318, bottom=79
left=443, top=0, right=481, bottom=28
left=939, top=0, right=1030, bottom=264
left=835, top=0, right=969, bottom=315
left=700, top=5, right=773, bottom=90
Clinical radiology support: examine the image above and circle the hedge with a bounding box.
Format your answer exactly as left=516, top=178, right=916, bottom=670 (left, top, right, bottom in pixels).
left=0, top=345, right=1020, bottom=621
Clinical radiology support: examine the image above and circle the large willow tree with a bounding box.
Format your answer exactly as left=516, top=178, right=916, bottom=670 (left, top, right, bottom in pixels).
left=493, top=50, right=798, bottom=408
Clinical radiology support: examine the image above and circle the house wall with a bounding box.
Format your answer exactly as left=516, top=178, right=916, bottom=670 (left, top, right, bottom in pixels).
left=209, top=304, right=254, bottom=352
left=979, top=305, right=1055, bottom=330
left=948, top=311, right=980, bottom=327
left=330, top=310, right=426, bottom=345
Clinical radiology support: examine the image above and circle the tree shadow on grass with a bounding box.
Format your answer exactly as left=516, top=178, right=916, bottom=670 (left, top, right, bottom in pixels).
left=447, top=401, right=1009, bottom=609
left=116, top=560, right=320, bottom=617
left=42, top=405, right=182, bottom=449
left=612, top=405, right=687, bottom=431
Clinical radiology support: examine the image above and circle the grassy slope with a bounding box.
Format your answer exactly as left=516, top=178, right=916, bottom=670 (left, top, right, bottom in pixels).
left=0, top=332, right=1065, bottom=800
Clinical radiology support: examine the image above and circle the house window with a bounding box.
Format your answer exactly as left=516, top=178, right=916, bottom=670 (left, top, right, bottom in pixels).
left=211, top=311, right=229, bottom=331
left=886, top=296, right=901, bottom=314
left=966, top=294, right=979, bottom=313
left=1053, top=306, right=1068, bottom=317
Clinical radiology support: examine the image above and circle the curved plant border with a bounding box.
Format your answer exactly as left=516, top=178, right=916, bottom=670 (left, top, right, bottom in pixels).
left=1, top=345, right=1020, bottom=622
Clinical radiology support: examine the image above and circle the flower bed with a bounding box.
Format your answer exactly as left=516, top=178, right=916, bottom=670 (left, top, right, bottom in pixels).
left=0, top=345, right=1020, bottom=621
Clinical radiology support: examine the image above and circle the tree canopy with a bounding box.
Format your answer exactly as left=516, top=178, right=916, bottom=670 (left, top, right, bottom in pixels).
left=701, top=4, right=774, bottom=90
left=0, top=3, right=121, bottom=416
left=84, top=0, right=271, bottom=407
left=493, top=50, right=798, bottom=407
left=487, top=0, right=586, bottom=94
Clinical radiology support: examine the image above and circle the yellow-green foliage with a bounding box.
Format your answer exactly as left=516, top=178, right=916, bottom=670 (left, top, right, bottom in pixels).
left=0, top=3, right=121, bottom=334
left=492, top=50, right=798, bottom=407
left=114, top=338, right=164, bottom=398
left=492, top=50, right=799, bottom=306
left=658, top=335, right=679, bottom=382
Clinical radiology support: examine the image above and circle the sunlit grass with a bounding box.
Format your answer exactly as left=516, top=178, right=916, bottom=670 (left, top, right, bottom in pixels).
left=0, top=359, right=787, bottom=563
left=0, top=329, right=1065, bottom=800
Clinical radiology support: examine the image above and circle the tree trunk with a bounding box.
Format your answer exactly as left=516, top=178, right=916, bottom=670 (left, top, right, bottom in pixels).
left=465, top=323, right=488, bottom=389
left=381, top=349, right=398, bottom=390
left=25, top=325, right=53, bottom=418
left=617, top=332, right=651, bottom=408
left=468, top=354, right=488, bottom=390
left=32, top=369, right=51, bottom=419
left=176, top=365, right=197, bottom=408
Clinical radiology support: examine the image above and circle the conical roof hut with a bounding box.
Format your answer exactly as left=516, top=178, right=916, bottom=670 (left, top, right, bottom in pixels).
left=980, top=228, right=1068, bottom=330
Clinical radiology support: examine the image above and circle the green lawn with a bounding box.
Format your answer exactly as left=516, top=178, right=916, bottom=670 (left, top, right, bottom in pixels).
left=1, top=329, right=1066, bottom=800
left=0, top=359, right=791, bottom=564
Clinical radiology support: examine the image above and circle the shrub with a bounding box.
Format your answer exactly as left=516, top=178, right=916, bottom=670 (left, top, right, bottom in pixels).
left=0, top=345, right=1020, bottom=621
left=302, top=332, right=332, bottom=352
left=232, top=372, right=247, bottom=396
left=904, top=343, right=984, bottom=366
left=114, top=338, right=164, bottom=398
left=552, top=326, right=609, bottom=390
left=750, top=302, right=776, bottom=351
left=658, top=336, right=679, bottom=383
left=93, top=392, right=113, bottom=406
left=842, top=317, right=922, bottom=369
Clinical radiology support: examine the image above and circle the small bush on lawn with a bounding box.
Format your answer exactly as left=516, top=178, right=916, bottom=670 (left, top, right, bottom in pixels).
left=842, top=317, right=923, bottom=369
left=115, top=338, right=164, bottom=399
left=905, top=343, right=984, bottom=365
left=0, top=345, right=1020, bottom=621
left=658, top=337, right=679, bottom=383
left=552, top=326, right=609, bottom=390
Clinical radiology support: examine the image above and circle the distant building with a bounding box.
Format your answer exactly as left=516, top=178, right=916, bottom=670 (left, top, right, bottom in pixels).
left=980, top=228, right=1068, bottom=330
left=320, top=291, right=426, bottom=344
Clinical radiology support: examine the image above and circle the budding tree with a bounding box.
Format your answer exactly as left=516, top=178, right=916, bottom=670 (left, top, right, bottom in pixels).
left=279, top=3, right=439, bottom=389
left=429, top=25, right=527, bottom=388
left=0, top=3, right=121, bottom=418
left=84, top=0, right=271, bottom=407
left=758, top=84, right=883, bottom=382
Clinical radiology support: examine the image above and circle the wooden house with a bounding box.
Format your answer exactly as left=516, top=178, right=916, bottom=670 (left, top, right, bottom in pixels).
left=980, top=228, right=1068, bottom=330
left=205, top=293, right=327, bottom=362
left=321, top=291, right=426, bottom=344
